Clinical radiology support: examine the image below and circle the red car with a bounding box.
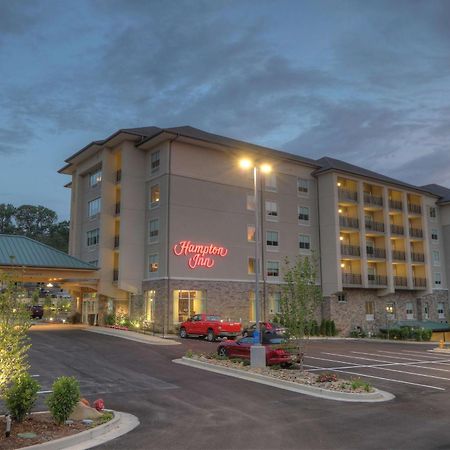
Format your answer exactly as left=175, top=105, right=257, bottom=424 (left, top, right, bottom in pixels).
left=180, top=313, right=242, bottom=342
left=217, top=335, right=297, bottom=366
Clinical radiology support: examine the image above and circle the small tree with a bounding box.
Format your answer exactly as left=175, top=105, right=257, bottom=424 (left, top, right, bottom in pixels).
left=0, top=273, right=32, bottom=399
left=279, top=255, right=323, bottom=370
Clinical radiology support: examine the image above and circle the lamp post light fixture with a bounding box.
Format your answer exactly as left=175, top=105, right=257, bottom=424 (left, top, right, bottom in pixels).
left=239, top=158, right=271, bottom=368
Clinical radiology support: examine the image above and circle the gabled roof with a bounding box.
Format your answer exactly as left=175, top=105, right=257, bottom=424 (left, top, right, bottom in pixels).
left=0, top=235, right=97, bottom=270
left=420, top=184, right=450, bottom=204
left=313, top=157, right=437, bottom=196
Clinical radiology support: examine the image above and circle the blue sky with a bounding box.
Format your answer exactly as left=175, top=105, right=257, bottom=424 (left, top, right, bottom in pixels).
left=1, top=0, right=449, bottom=220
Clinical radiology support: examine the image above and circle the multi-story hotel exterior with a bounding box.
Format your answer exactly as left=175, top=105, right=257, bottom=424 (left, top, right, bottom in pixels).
left=59, top=126, right=450, bottom=335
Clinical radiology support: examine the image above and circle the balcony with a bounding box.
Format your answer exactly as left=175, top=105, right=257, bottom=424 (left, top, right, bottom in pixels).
left=368, top=275, right=388, bottom=286
left=413, top=277, right=427, bottom=288
left=341, top=244, right=361, bottom=257
left=339, top=216, right=359, bottom=229
left=411, top=252, right=425, bottom=263
left=366, top=247, right=386, bottom=259
left=394, top=276, right=408, bottom=287
left=338, top=188, right=358, bottom=203
left=390, top=224, right=404, bottom=236
left=115, top=169, right=122, bottom=183
left=389, top=199, right=403, bottom=211
left=365, top=220, right=385, bottom=233
left=364, top=193, right=383, bottom=207
left=114, top=235, right=120, bottom=248
left=115, top=202, right=121, bottom=215
left=113, top=269, right=119, bottom=281
left=408, top=203, right=422, bottom=215
left=409, top=227, right=423, bottom=238
left=342, top=273, right=362, bottom=285
left=392, top=250, right=406, bottom=261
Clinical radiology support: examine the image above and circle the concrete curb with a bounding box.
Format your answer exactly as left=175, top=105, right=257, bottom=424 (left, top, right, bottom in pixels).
left=21, top=410, right=139, bottom=450
left=173, top=357, right=395, bottom=403
left=84, top=327, right=180, bottom=345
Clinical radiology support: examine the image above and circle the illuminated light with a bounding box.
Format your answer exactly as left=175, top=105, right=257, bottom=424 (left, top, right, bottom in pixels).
left=340, top=263, right=345, bottom=268
left=49, top=317, right=54, bottom=322
left=46, top=283, right=53, bottom=288
left=339, top=236, right=344, bottom=241
left=260, top=163, right=272, bottom=174
left=173, top=240, right=228, bottom=269
left=338, top=209, right=343, bottom=214
left=239, top=159, right=252, bottom=170
left=337, top=182, right=342, bottom=187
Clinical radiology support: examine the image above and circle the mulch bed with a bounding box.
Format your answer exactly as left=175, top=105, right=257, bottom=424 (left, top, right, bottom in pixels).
left=0, top=413, right=91, bottom=450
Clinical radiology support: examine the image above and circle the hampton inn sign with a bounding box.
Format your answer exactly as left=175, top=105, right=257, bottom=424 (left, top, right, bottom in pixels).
left=173, top=240, right=229, bottom=269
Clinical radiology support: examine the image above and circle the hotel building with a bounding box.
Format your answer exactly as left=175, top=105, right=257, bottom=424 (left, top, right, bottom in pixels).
left=59, top=126, right=450, bottom=335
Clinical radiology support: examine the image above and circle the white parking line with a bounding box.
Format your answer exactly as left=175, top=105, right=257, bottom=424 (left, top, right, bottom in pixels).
left=37, top=390, right=52, bottom=394
left=304, top=364, right=445, bottom=391
left=31, top=374, right=40, bottom=377
left=377, top=350, right=442, bottom=359
left=351, top=351, right=440, bottom=362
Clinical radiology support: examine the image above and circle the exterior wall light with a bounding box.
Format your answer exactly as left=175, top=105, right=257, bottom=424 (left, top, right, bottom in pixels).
left=337, top=182, right=342, bottom=187
left=339, top=236, right=344, bottom=241
left=338, top=208, right=343, bottom=214
left=340, top=263, right=345, bottom=268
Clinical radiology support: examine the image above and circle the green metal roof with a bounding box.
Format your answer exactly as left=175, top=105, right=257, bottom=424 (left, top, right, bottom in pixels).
left=382, top=320, right=450, bottom=332
left=0, top=235, right=97, bottom=270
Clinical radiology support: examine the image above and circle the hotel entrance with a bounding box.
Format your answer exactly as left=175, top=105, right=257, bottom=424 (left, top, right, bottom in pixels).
left=173, top=290, right=205, bottom=324
left=82, top=293, right=98, bottom=325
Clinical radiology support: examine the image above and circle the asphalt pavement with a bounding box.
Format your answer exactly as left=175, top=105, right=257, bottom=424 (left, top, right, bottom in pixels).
left=27, top=327, right=450, bottom=450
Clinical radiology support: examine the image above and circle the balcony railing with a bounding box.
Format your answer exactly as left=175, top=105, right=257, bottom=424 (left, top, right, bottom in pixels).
left=389, top=199, right=403, bottom=211
left=115, top=169, right=122, bottom=183
left=365, top=220, right=385, bottom=232
left=114, top=235, right=120, bottom=248
left=394, top=276, right=408, bottom=287
left=338, top=188, right=358, bottom=202
left=341, top=244, right=361, bottom=257
left=390, top=224, right=404, bottom=235
left=413, top=277, right=427, bottom=288
left=408, top=203, right=422, bottom=215
left=392, top=250, right=406, bottom=261
left=113, top=269, right=119, bottom=281
left=368, top=275, right=388, bottom=286
left=364, top=193, right=383, bottom=207
left=339, top=216, right=359, bottom=229
left=366, top=247, right=386, bottom=259
left=409, top=227, right=423, bottom=238
left=411, top=252, right=425, bottom=262
left=342, top=273, right=362, bottom=285
left=115, top=202, right=121, bottom=215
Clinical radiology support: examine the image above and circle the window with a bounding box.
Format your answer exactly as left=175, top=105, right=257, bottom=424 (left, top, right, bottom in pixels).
left=247, top=225, right=256, bottom=242
left=151, top=151, right=160, bottom=173
left=386, top=302, right=395, bottom=319
left=150, top=184, right=160, bottom=208
left=174, top=290, right=204, bottom=323
left=248, top=257, right=256, bottom=275
left=271, top=292, right=281, bottom=314
left=149, top=254, right=159, bottom=273
left=434, top=272, right=442, bottom=286
left=432, top=250, right=440, bottom=266
left=86, top=228, right=99, bottom=247
left=298, top=206, right=309, bottom=222
left=431, top=228, right=438, bottom=241
left=438, top=302, right=445, bottom=319
left=265, top=173, right=277, bottom=192
left=249, top=290, right=255, bottom=321
left=144, top=290, right=155, bottom=322
left=247, top=194, right=255, bottom=211
left=267, top=261, right=280, bottom=277
left=365, top=301, right=374, bottom=321
left=88, top=197, right=101, bottom=217
left=299, top=234, right=311, bottom=251
left=89, top=169, right=102, bottom=187
left=297, top=178, right=309, bottom=195
left=337, top=292, right=347, bottom=303
left=429, top=206, right=437, bottom=220
left=424, top=303, right=429, bottom=320
left=265, top=201, right=278, bottom=220
left=266, top=231, right=279, bottom=249
left=149, top=218, right=160, bottom=243
left=406, top=302, right=414, bottom=320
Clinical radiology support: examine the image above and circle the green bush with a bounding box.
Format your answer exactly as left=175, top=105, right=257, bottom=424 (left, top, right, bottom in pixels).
left=421, top=329, right=432, bottom=341
left=330, top=320, right=337, bottom=336
left=320, top=319, right=326, bottom=336
left=46, top=376, right=80, bottom=424
left=5, top=373, right=40, bottom=422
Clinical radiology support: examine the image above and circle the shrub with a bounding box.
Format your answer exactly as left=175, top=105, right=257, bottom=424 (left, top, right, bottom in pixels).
left=46, top=376, right=80, bottom=424
left=104, top=314, right=115, bottom=326
left=316, top=372, right=337, bottom=383
left=350, top=377, right=372, bottom=392
left=185, top=349, right=194, bottom=358
left=422, top=329, right=432, bottom=341
left=320, top=319, right=326, bottom=336
left=5, top=373, right=40, bottom=422
left=330, top=320, right=337, bottom=336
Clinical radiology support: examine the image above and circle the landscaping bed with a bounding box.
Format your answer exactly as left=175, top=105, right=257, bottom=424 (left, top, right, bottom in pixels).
left=0, top=411, right=113, bottom=450
left=186, top=352, right=374, bottom=393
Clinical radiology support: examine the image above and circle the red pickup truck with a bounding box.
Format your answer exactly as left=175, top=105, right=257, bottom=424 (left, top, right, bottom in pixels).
left=179, top=314, right=242, bottom=342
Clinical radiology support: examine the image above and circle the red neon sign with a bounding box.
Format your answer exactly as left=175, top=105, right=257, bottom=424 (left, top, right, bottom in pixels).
left=173, top=240, right=228, bottom=269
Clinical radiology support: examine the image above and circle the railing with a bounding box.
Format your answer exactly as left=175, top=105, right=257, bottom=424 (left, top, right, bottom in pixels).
left=342, top=273, right=362, bottom=285
left=365, top=220, right=385, bottom=232
left=115, top=169, right=122, bottom=183
left=411, top=252, right=425, bottom=262
left=390, top=224, right=404, bottom=235
left=114, top=235, right=120, bottom=248
left=115, top=202, right=121, bottom=215
left=339, top=216, right=359, bottom=229
left=364, top=193, right=383, bottom=207
left=408, top=203, right=422, bottom=215
left=413, top=277, right=427, bottom=288
left=113, top=269, right=119, bottom=281
left=392, top=250, right=406, bottom=261
left=338, top=188, right=358, bottom=202
left=389, top=199, right=403, bottom=210
left=341, top=244, right=361, bottom=257
left=366, top=247, right=386, bottom=258
left=368, top=275, right=388, bottom=286
left=409, top=227, right=423, bottom=238
left=394, top=276, right=408, bottom=287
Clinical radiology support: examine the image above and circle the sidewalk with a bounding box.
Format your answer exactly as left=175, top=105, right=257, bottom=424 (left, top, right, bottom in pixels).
left=85, top=326, right=180, bottom=345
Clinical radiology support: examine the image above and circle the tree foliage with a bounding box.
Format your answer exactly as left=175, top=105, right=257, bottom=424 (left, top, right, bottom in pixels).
left=0, top=274, right=32, bottom=399
left=279, top=255, right=323, bottom=369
